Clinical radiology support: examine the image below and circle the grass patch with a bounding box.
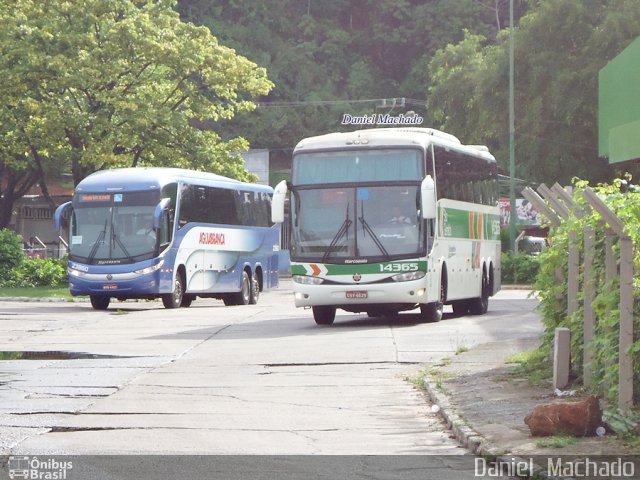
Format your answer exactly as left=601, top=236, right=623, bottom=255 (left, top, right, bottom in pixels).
left=0, top=286, right=72, bottom=299
left=503, top=348, right=553, bottom=388
left=406, top=362, right=455, bottom=396
left=0, top=351, right=23, bottom=360
left=535, top=435, right=578, bottom=449
left=451, top=336, right=469, bottom=355
left=455, top=345, right=469, bottom=355
left=406, top=369, right=431, bottom=391
left=622, top=433, right=640, bottom=451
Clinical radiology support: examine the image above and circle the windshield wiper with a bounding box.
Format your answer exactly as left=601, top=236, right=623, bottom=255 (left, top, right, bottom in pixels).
left=322, top=203, right=352, bottom=263
left=111, top=228, right=135, bottom=263
left=88, top=220, right=107, bottom=263
left=358, top=203, right=389, bottom=259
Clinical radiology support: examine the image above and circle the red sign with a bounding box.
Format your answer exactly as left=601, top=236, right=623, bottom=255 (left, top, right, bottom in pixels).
left=199, top=232, right=226, bottom=246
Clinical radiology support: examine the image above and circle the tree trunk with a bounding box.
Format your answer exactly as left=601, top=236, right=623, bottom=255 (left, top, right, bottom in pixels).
left=0, top=165, right=40, bottom=229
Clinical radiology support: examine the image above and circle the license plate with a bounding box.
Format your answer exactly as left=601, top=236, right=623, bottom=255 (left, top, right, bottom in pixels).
left=346, top=291, right=368, bottom=299
left=102, top=284, right=118, bottom=290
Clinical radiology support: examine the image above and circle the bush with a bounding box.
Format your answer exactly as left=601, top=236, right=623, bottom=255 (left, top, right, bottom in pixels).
left=0, top=257, right=67, bottom=288
left=0, top=229, right=25, bottom=278
left=533, top=177, right=640, bottom=406
left=501, top=251, right=540, bottom=284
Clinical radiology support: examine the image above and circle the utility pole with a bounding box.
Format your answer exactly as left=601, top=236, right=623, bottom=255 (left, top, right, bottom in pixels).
left=508, top=0, right=517, bottom=251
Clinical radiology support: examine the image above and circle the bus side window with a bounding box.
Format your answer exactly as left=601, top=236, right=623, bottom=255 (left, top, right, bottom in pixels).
left=178, top=184, right=194, bottom=228
left=208, top=187, right=238, bottom=225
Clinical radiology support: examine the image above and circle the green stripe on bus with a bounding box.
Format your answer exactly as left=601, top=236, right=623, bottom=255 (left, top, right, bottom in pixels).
left=291, top=260, right=427, bottom=276
left=439, top=208, right=500, bottom=241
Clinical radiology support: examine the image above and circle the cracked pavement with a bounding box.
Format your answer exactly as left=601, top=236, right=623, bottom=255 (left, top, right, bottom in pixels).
left=0, top=280, right=541, bottom=459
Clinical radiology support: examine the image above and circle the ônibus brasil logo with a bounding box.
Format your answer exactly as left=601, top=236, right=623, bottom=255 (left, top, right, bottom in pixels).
left=8, top=456, right=73, bottom=480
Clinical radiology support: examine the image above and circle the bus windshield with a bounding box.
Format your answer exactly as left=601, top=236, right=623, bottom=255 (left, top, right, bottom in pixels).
left=293, top=148, right=422, bottom=185
left=69, top=191, right=161, bottom=264
left=291, top=185, right=424, bottom=261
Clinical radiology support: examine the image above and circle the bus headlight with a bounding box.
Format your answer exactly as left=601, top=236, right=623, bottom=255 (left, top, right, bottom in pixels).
left=391, top=271, right=426, bottom=282
left=292, top=275, right=324, bottom=285
left=67, top=267, right=87, bottom=278
left=134, top=260, right=164, bottom=275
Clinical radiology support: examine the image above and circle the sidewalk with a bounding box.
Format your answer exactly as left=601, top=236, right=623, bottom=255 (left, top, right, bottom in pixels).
left=422, top=336, right=636, bottom=475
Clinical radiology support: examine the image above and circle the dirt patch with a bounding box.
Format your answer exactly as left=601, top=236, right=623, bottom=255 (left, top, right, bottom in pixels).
left=434, top=338, right=637, bottom=456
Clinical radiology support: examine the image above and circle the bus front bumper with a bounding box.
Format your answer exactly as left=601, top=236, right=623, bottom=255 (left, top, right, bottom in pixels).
left=68, top=271, right=164, bottom=297
left=292, top=279, right=428, bottom=308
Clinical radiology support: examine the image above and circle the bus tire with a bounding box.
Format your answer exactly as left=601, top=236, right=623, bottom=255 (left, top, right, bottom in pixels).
left=420, top=302, right=442, bottom=322
left=181, top=294, right=195, bottom=308
left=313, top=306, right=336, bottom=325
left=420, top=272, right=446, bottom=322
left=162, top=273, right=184, bottom=309
left=469, top=267, right=490, bottom=315
left=90, top=295, right=110, bottom=310
left=452, top=300, right=470, bottom=316
left=229, top=270, right=251, bottom=306
left=249, top=271, right=259, bottom=305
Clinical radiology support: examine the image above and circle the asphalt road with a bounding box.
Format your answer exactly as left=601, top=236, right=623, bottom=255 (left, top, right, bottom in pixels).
left=0, top=280, right=540, bottom=478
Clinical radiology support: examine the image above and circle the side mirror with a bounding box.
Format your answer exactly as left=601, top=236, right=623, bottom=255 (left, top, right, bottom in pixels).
left=421, top=175, right=437, bottom=220
left=53, top=202, right=72, bottom=231
left=271, top=180, right=288, bottom=224
left=153, top=198, right=171, bottom=230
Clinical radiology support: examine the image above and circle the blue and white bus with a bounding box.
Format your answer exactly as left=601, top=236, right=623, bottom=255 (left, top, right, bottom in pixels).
left=54, top=168, right=281, bottom=310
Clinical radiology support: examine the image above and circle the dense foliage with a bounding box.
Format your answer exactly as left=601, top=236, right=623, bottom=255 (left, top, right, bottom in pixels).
left=0, top=229, right=67, bottom=287
left=0, top=229, right=26, bottom=279
left=3, top=257, right=67, bottom=288
left=501, top=251, right=540, bottom=284
left=177, top=0, right=528, bottom=168
left=427, top=0, right=640, bottom=185
left=0, top=0, right=272, bottom=227
left=178, top=0, right=640, bottom=188
left=534, top=178, right=640, bottom=406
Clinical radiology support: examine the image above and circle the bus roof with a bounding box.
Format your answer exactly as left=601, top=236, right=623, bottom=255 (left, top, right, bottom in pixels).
left=293, top=127, right=496, bottom=163
left=75, top=167, right=272, bottom=193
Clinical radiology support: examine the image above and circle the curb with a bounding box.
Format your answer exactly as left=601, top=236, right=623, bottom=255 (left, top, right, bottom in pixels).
left=422, top=376, right=574, bottom=480
left=0, top=296, right=86, bottom=302
left=501, top=284, right=534, bottom=290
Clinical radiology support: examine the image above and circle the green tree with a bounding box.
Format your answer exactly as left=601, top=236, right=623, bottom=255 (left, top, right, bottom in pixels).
left=177, top=0, right=508, bottom=169
left=0, top=0, right=272, bottom=227
left=427, top=0, right=640, bottom=185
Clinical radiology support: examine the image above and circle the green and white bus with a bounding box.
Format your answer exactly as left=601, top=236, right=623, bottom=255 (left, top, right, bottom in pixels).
left=272, top=128, right=501, bottom=325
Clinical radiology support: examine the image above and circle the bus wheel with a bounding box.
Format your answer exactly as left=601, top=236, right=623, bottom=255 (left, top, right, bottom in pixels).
left=420, top=276, right=445, bottom=322
left=469, top=270, right=490, bottom=315
left=162, top=274, right=184, bottom=309
left=229, top=271, right=251, bottom=306
left=420, top=302, right=442, bottom=322
left=313, top=306, right=336, bottom=325
left=452, top=300, right=470, bottom=316
left=90, top=295, right=110, bottom=310
left=181, top=294, right=195, bottom=308
left=249, top=271, right=259, bottom=305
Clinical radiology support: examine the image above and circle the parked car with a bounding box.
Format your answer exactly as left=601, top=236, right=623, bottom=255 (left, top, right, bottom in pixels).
left=519, top=236, right=547, bottom=256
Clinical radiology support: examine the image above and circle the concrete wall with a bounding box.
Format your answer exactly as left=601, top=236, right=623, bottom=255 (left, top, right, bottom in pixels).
left=241, top=149, right=270, bottom=185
